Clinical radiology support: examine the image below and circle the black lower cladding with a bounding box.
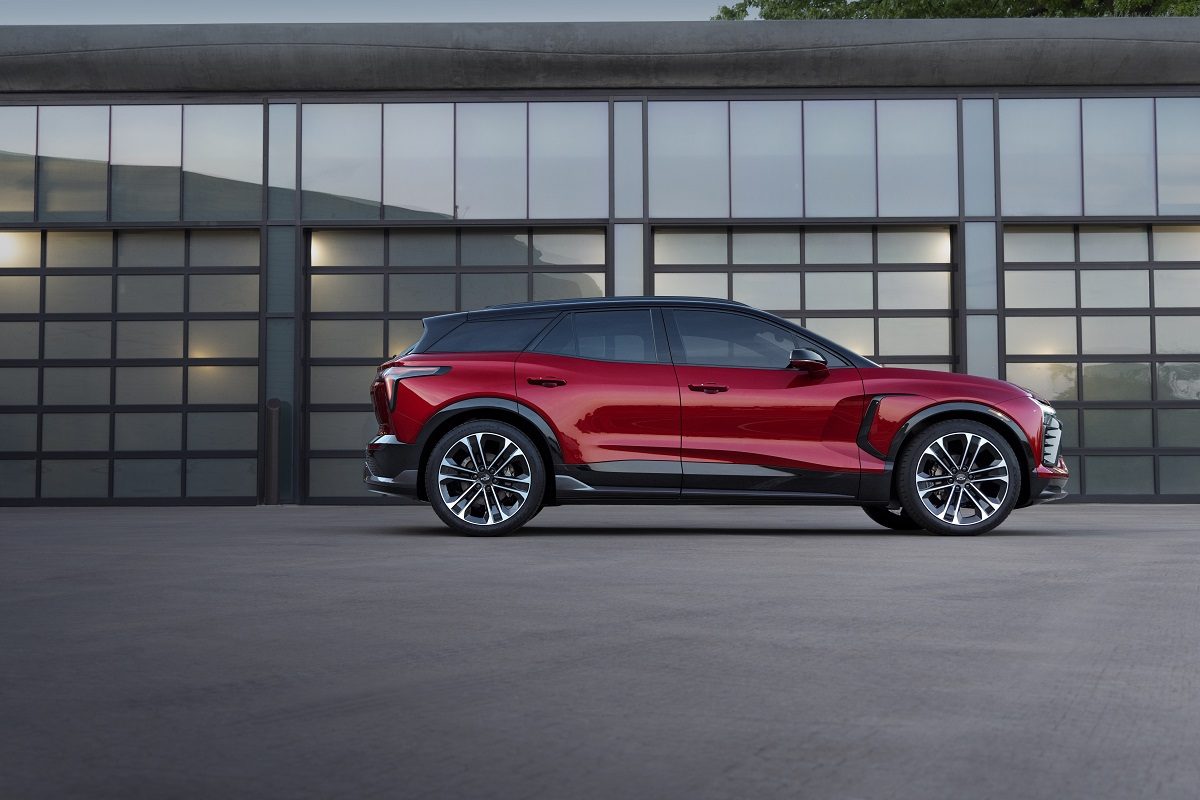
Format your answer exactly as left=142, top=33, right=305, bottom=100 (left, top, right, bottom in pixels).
left=363, top=436, right=422, bottom=498
left=1023, top=469, right=1069, bottom=507
left=555, top=460, right=860, bottom=503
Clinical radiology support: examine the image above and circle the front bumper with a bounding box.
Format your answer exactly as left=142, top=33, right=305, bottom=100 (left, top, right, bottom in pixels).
left=363, top=435, right=423, bottom=499
left=1023, top=460, right=1070, bottom=507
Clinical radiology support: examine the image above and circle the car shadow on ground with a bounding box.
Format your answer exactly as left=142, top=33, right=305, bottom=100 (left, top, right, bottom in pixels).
left=371, top=524, right=1070, bottom=539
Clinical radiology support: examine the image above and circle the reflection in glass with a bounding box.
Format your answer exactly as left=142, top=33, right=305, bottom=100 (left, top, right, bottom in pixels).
left=877, top=318, right=950, bottom=356
left=962, top=99, right=996, bottom=217
left=0, top=231, right=40, bottom=267
left=999, top=99, right=1081, bottom=216
left=732, top=232, right=800, bottom=265
left=1080, top=316, right=1152, bottom=352
left=1082, top=99, right=1155, bottom=216
left=1157, top=99, right=1200, bottom=215
left=1078, top=226, right=1148, bottom=262
left=188, top=366, right=258, bottom=404
left=115, top=413, right=181, bottom=450
left=191, top=230, right=260, bottom=268
left=806, top=318, right=874, bottom=357
left=1005, top=362, right=1078, bottom=400
left=310, top=230, right=382, bottom=268
left=189, top=275, right=259, bottom=313
left=1158, top=409, right=1200, bottom=447
left=965, top=314, right=999, bottom=378
left=116, top=321, right=184, bottom=359
left=614, top=103, right=643, bottom=218
left=45, top=321, right=111, bottom=359
left=648, top=102, right=729, bottom=218
left=268, top=104, right=297, bottom=219
left=383, top=103, right=453, bottom=219
left=1086, top=456, right=1154, bottom=494
left=1155, top=270, right=1200, bottom=308
left=804, top=229, right=871, bottom=264
left=0, top=107, right=36, bottom=220
left=654, top=230, right=726, bottom=265
left=1152, top=226, right=1200, bottom=261
left=111, top=105, right=182, bottom=221
left=1005, top=270, right=1074, bottom=309
left=310, top=274, right=384, bottom=313
left=1160, top=456, right=1200, bottom=494
left=389, top=273, right=456, bottom=312
left=116, top=367, right=182, bottom=404
left=114, top=460, right=182, bottom=498
left=389, top=321, right=425, bottom=356
left=461, top=230, right=528, bottom=266
left=732, top=272, right=801, bottom=310
left=189, top=321, right=259, bottom=359
left=1003, top=226, right=1074, bottom=263
left=654, top=272, right=727, bottom=298
left=183, top=105, right=263, bottom=221
left=805, top=272, right=872, bottom=310
left=532, top=232, right=605, bottom=265
left=532, top=273, right=605, bottom=301
left=461, top=273, right=527, bottom=309
left=45, top=276, right=112, bottom=313
left=117, top=230, right=184, bottom=268
left=301, top=104, right=381, bottom=219
left=877, top=100, right=957, bottom=217
left=389, top=230, right=455, bottom=267
left=47, top=230, right=113, bottom=268
left=1084, top=409, right=1152, bottom=448
left=877, top=227, right=951, bottom=264
left=964, top=223, right=997, bottom=310
left=37, top=106, right=109, bottom=221
left=804, top=101, right=875, bottom=217
left=456, top=103, right=527, bottom=219
left=730, top=101, right=802, bottom=218
left=1080, top=270, right=1148, bottom=308
left=1082, top=362, right=1151, bottom=401
left=614, top=224, right=644, bottom=296
left=1157, top=362, right=1200, bottom=400
left=529, top=102, right=608, bottom=219
left=878, top=272, right=950, bottom=310
left=309, top=320, right=383, bottom=358
left=41, top=461, right=109, bottom=498
left=1005, top=317, right=1077, bottom=355
left=0, top=276, right=39, bottom=314
left=1156, top=316, right=1200, bottom=353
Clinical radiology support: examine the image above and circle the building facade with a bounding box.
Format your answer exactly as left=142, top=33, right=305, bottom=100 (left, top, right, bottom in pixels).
left=0, top=20, right=1198, bottom=504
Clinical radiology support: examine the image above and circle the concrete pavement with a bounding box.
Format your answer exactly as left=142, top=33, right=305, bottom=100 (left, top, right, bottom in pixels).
left=2, top=503, right=1198, bottom=799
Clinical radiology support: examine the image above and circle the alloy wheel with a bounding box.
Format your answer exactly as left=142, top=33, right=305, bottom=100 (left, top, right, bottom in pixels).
left=914, top=432, right=1011, bottom=527
left=437, top=432, right=532, bottom=527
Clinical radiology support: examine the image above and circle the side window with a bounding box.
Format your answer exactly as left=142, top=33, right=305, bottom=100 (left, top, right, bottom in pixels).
left=427, top=317, right=552, bottom=353
left=671, top=309, right=835, bottom=369
left=535, top=309, right=658, bottom=364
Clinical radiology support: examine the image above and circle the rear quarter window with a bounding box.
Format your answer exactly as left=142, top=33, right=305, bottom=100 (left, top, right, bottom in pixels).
left=426, top=317, right=553, bottom=353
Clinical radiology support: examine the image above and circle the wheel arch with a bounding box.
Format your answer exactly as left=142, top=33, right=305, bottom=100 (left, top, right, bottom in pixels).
left=886, top=402, right=1034, bottom=506
left=413, top=398, right=563, bottom=504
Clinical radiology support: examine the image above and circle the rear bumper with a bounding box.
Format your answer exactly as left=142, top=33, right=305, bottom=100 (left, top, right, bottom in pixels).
left=363, top=435, right=423, bottom=499
left=1022, top=461, right=1070, bottom=507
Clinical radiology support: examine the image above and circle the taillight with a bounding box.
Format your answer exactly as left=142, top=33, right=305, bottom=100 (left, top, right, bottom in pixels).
left=379, top=366, right=448, bottom=411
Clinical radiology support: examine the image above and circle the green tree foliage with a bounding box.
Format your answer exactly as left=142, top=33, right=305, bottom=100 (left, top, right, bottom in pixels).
left=714, top=0, right=1200, bottom=19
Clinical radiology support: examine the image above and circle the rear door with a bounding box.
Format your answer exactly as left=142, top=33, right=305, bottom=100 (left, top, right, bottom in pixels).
left=515, top=308, right=681, bottom=496
left=664, top=308, right=865, bottom=498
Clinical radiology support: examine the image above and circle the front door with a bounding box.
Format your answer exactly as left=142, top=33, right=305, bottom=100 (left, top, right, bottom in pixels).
left=516, top=308, right=681, bottom=496
left=664, top=308, right=865, bottom=499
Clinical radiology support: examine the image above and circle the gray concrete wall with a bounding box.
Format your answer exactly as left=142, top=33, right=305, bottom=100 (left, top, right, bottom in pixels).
left=2, top=19, right=1200, bottom=93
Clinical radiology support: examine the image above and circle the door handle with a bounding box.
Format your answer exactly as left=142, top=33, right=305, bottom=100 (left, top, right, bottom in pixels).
left=688, top=383, right=728, bottom=394
left=527, top=377, right=567, bottom=388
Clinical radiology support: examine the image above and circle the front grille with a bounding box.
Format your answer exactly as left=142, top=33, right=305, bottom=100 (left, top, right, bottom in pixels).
left=1043, top=413, right=1063, bottom=467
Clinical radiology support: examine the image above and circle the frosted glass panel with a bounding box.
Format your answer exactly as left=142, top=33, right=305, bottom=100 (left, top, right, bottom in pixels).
left=1003, top=227, right=1074, bottom=263
left=1082, top=99, right=1155, bottom=216
left=383, top=103, right=453, bottom=219
left=1078, top=227, right=1148, bottom=262
left=804, top=101, right=875, bottom=217
left=1005, top=317, right=1078, bottom=355
left=654, top=272, right=727, bottom=298
left=456, top=103, right=527, bottom=219
left=731, top=273, right=802, bottom=310
left=877, top=100, right=957, bottom=217
left=877, top=228, right=951, bottom=264
left=302, top=104, right=382, bottom=220
left=1157, top=98, right=1200, bottom=215
left=529, top=102, right=608, bottom=218
left=1000, top=100, right=1081, bottom=216
left=654, top=231, right=726, bottom=265
left=962, top=99, right=996, bottom=217
left=648, top=102, right=729, bottom=218
left=730, top=101, right=802, bottom=218
left=804, top=230, right=871, bottom=264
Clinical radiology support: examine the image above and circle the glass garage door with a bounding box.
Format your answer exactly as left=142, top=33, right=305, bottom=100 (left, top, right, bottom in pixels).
left=303, top=227, right=607, bottom=502
left=652, top=226, right=956, bottom=371
left=0, top=228, right=262, bottom=502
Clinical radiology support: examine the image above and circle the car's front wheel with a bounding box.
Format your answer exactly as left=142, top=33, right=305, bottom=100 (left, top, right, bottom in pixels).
left=424, top=420, right=545, bottom=536
left=896, top=419, right=1022, bottom=536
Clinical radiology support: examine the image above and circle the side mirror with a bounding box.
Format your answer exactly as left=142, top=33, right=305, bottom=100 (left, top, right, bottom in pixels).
left=788, top=348, right=829, bottom=375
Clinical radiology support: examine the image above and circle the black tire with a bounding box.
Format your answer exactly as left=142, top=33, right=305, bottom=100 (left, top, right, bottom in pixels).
left=424, top=420, right=546, bottom=536
left=861, top=504, right=922, bottom=530
left=896, top=419, right=1023, bottom=536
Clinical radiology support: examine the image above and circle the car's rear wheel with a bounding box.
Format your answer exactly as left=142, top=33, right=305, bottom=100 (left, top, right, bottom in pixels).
left=896, top=419, right=1022, bottom=536
left=424, top=420, right=545, bottom=536
left=861, top=504, right=921, bottom=530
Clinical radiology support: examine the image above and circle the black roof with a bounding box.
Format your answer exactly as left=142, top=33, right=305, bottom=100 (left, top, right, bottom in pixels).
left=470, top=296, right=749, bottom=319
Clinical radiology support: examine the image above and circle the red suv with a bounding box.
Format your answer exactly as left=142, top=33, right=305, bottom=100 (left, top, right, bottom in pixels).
left=365, top=297, right=1068, bottom=536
